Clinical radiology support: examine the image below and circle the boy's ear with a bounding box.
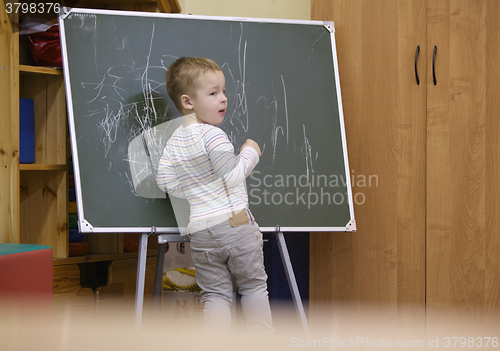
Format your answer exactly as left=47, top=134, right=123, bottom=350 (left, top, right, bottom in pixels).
left=181, top=94, right=194, bottom=111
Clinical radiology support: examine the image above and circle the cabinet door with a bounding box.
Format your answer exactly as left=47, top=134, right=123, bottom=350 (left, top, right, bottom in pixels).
left=426, top=0, right=500, bottom=320
left=310, top=0, right=426, bottom=321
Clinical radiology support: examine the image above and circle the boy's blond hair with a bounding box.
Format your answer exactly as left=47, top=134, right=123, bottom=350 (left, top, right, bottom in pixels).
left=166, top=57, right=222, bottom=113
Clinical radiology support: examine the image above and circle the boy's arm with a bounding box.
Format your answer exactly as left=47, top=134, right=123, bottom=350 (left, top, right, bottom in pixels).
left=156, top=148, right=187, bottom=199
left=204, top=128, right=259, bottom=188
left=241, top=139, right=261, bottom=156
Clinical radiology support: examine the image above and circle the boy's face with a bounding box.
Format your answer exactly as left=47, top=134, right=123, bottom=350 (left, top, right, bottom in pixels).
left=183, top=70, right=227, bottom=126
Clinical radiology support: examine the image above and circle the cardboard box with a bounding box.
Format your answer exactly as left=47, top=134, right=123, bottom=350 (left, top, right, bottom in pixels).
left=162, top=290, right=238, bottom=328
left=162, top=290, right=203, bottom=327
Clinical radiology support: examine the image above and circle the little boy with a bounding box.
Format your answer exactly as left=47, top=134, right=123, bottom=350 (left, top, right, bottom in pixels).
left=156, top=57, right=273, bottom=334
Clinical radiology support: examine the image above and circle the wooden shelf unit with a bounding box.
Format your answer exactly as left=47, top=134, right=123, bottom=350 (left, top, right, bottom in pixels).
left=2, top=0, right=181, bottom=260
left=19, top=64, right=68, bottom=258
left=53, top=250, right=158, bottom=266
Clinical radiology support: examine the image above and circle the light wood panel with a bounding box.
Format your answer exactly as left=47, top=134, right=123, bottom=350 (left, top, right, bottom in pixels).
left=20, top=170, right=68, bottom=258
left=20, top=75, right=66, bottom=165
left=310, top=0, right=426, bottom=323
left=53, top=264, right=95, bottom=313
left=156, top=0, right=181, bottom=13
left=95, top=257, right=157, bottom=318
left=0, top=3, right=20, bottom=244
left=426, top=0, right=500, bottom=322
left=18, top=71, right=68, bottom=257
left=85, top=233, right=125, bottom=254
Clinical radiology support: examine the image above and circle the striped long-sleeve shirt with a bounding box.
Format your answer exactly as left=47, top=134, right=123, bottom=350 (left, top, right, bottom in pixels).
left=156, top=121, right=259, bottom=223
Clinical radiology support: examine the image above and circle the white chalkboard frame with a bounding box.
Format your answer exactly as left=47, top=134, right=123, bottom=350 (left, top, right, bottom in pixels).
left=59, top=7, right=355, bottom=234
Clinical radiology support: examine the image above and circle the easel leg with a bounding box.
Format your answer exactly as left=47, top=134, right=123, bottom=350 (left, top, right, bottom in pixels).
left=134, top=233, right=149, bottom=329
left=276, top=231, right=310, bottom=334
left=149, top=234, right=190, bottom=318
left=152, top=241, right=166, bottom=311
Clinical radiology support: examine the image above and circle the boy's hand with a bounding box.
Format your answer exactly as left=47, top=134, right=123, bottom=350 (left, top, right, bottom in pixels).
left=241, top=139, right=261, bottom=157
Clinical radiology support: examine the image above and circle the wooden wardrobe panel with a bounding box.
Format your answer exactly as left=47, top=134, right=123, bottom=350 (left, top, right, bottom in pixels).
left=484, top=0, right=500, bottom=316
left=310, top=0, right=426, bottom=323
left=426, top=0, right=500, bottom=321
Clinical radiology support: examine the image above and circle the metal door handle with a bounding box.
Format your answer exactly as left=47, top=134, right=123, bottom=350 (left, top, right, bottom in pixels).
left=432, top=46, right=437, bottom=85
left=415, top=46, right=420, bottom=85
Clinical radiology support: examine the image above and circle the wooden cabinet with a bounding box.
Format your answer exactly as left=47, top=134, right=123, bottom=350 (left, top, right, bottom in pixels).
left=309, top=0, right=427, bottom=323
left=426, top=0, right=500, bottom=321
left=310, top=0, right=500, bottom=323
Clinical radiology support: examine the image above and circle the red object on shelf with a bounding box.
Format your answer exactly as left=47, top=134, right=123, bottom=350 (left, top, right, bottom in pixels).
left=124, top=233, right=140, bottom=253
left=27, top=25, right=62, bottom=67
left=69, top=241, right=89, bottom=257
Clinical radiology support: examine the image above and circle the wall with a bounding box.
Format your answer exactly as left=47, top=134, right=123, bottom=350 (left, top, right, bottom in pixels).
left=177, top=0, right=310, bottom=20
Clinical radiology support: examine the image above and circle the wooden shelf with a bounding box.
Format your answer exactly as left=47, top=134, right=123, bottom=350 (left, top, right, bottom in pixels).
left=53, top=250, right=158, bottom=266
left=19, top=64, right=63, bottom=76
left=19, top=164, right=66, bottom=171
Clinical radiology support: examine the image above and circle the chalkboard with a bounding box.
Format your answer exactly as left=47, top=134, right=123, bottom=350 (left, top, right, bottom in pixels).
left=59, top=8, right=355, bottom=233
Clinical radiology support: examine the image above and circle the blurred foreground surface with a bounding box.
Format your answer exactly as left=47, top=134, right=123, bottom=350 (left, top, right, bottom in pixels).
left=1, top=298, right=499, bottom=350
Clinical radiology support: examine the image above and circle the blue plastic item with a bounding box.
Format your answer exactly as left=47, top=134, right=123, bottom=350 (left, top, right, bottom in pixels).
left=19, top=98, right=35, bottom=164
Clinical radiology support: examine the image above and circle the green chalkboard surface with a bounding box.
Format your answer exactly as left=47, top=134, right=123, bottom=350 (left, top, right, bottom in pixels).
left=59, top=8, right=355, bottom=233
